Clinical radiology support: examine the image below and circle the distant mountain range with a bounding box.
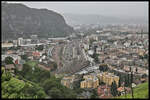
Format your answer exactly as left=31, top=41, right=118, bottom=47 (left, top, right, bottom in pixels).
left=2, top=3, right=74, bottom=40
left=62, top=13, right=148, bottom=26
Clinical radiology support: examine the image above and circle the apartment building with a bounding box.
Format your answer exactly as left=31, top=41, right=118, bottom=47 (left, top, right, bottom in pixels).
left=61, top=75, right=75, bottom=89
left=97, top=72, right=119, bottom=86
left=80, top=75, right=99, bottom=88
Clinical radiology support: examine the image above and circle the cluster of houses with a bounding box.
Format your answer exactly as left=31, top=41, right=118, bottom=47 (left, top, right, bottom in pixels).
left=1, top=35, right=70, bottom=74
left=60, top=30, right=148, bottom=98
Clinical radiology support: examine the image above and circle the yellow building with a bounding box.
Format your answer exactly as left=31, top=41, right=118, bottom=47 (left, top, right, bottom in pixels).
left=80, top=75, right=99, bottom=89
left=93, top=79, right=99, bottom=88
left=61, top=75, right=75, bottom=89
left=87, top=80, right=93, bottom=88
left=97, top=72, right=119, bottom=86
left=80, top=80, right=87, bottom=88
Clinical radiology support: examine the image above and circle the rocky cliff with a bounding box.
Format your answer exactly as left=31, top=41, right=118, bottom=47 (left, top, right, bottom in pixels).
left=2, top=3, right=74, bottom=40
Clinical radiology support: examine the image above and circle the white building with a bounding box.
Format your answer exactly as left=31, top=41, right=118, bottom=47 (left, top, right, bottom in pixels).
left=96, top=48, right=101, bottom=54
left=88, top=50, right=94, bottom=56
left=83, top=43, right=89, bottom=50
left=18, top=38, right=24, bottom=46
left=124, top=42, right=130, bottom=47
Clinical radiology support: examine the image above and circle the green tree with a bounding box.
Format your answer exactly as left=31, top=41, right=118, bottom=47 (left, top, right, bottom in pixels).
left=125, top=74, right=129, bottom=87
left=99, top=64, right=108, bottom=72
left=20, top=54, right=28, bottom=61
left=35, top=45, right=44, bottom=51
left=91, top=89, right=98, bottom=98
left=2, top=70, right=47, bottom=99
left=51, top=62, right=57, bottom=71
left=42, top=79, right=58, bottom=93
left=111, top=81, right=118, bottom=97
left=118, top=78, right=121, bottom=87
left=5, top=56, right=14, bottom=64
left=48, top=87, right=62, bottom=98
left=142, top=74, right=147, bottom=78
left=92, top=53, right=99, bottom=63
left=136, top=67, right=138, bottom=73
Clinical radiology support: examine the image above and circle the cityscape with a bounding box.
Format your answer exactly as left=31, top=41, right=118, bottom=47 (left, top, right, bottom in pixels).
left=1, top=1, right=149, bottom=99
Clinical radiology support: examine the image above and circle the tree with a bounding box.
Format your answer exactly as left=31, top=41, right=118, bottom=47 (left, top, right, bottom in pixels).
left=18, top=62, right=50, bottom=84
left=118, top=78, right=121, bottom=87
left=42, top=79, right=59, bottom=93
left=91, top=89, right=98, bottom=98
left=111, top=81, right=118, bottom=97
left=99, top=64, right=108, bottom=72
left=130, top=71, right=134, bottom=98
left=125, top=74, right=130, bottom=87
left=93, top=53, right=99, bottom=63
left=62, top=88, right=77, bottom=98
left=35, top=45, right=44, bottom=51
left=21, top=54, right=28, bottom=61
left=2, top=70, right=47, bottom=99
left=51, top=62, right=57, bottom=71
left=8, top=40, right=13, bottom=43
left=135, top=67, right=138, bottom=73
left=5, top=56, right=14, bottom=64
left=142, top=74, right=147, bottom=78
left=48, top=87, right=62, bottom=98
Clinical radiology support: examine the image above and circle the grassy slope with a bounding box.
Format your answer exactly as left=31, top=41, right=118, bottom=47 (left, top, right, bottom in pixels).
left=116, top=82, right=149, bottom=99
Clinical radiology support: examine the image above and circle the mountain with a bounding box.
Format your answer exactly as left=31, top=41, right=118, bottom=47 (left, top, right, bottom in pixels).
left=2, top=3, right=74, bottom=40
left=63, top=13, right=148, bottom=26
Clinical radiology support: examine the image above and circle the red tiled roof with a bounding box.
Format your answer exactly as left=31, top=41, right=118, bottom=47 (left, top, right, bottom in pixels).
left=117, top=87, right=124, bottom=92
left=32, top=52, right=40, bottom=56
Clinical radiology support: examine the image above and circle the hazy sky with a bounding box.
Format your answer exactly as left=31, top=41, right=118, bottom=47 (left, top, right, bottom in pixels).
left=8, top=2, right=148, bottom=18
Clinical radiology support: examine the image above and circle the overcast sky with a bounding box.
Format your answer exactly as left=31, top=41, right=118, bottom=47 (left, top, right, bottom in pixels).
left=8, top=2, right=148, bottom=18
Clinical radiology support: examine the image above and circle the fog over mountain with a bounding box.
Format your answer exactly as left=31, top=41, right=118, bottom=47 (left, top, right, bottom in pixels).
left=9, top=2, right=148, bottom=26
left=62, top=13, right=148, bottom=26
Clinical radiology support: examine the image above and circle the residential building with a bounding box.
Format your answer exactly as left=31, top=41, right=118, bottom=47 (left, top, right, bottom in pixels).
left=80, top=75, right=99, bottom=88
left=5, top=64, right=15, bottom=73
left=97, top=72, right=119, bottom=86
left=61, top=75, right=75, bottom=89
left=2, top=43, right=14, bottom=48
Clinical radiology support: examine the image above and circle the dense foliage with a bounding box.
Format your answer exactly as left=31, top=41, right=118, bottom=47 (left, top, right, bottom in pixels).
left=92, top=53, right=99, bottom=63
left=35, top=45, right=44, bottom=51
left=15, top=61, right=78, bottom=99
left=111, top=81, right=118, bottom=97
left=5, top=56, right=14, bottom=64
left=17, top=61, right=50, bottom=84
left=1, top=67, right=47, bottom=99
left=42, top=77, right=77, bottom=98
left=20, top=54, right=28, bottom=61
left=99, top=64, right=109, bottom=72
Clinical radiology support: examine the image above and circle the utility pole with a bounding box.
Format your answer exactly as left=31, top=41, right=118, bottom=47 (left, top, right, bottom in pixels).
left=124, top=83, right=126, bottom=98
left=131, top=71, right=134, bottom=98
left=129, top=67, right=134, bottom=98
